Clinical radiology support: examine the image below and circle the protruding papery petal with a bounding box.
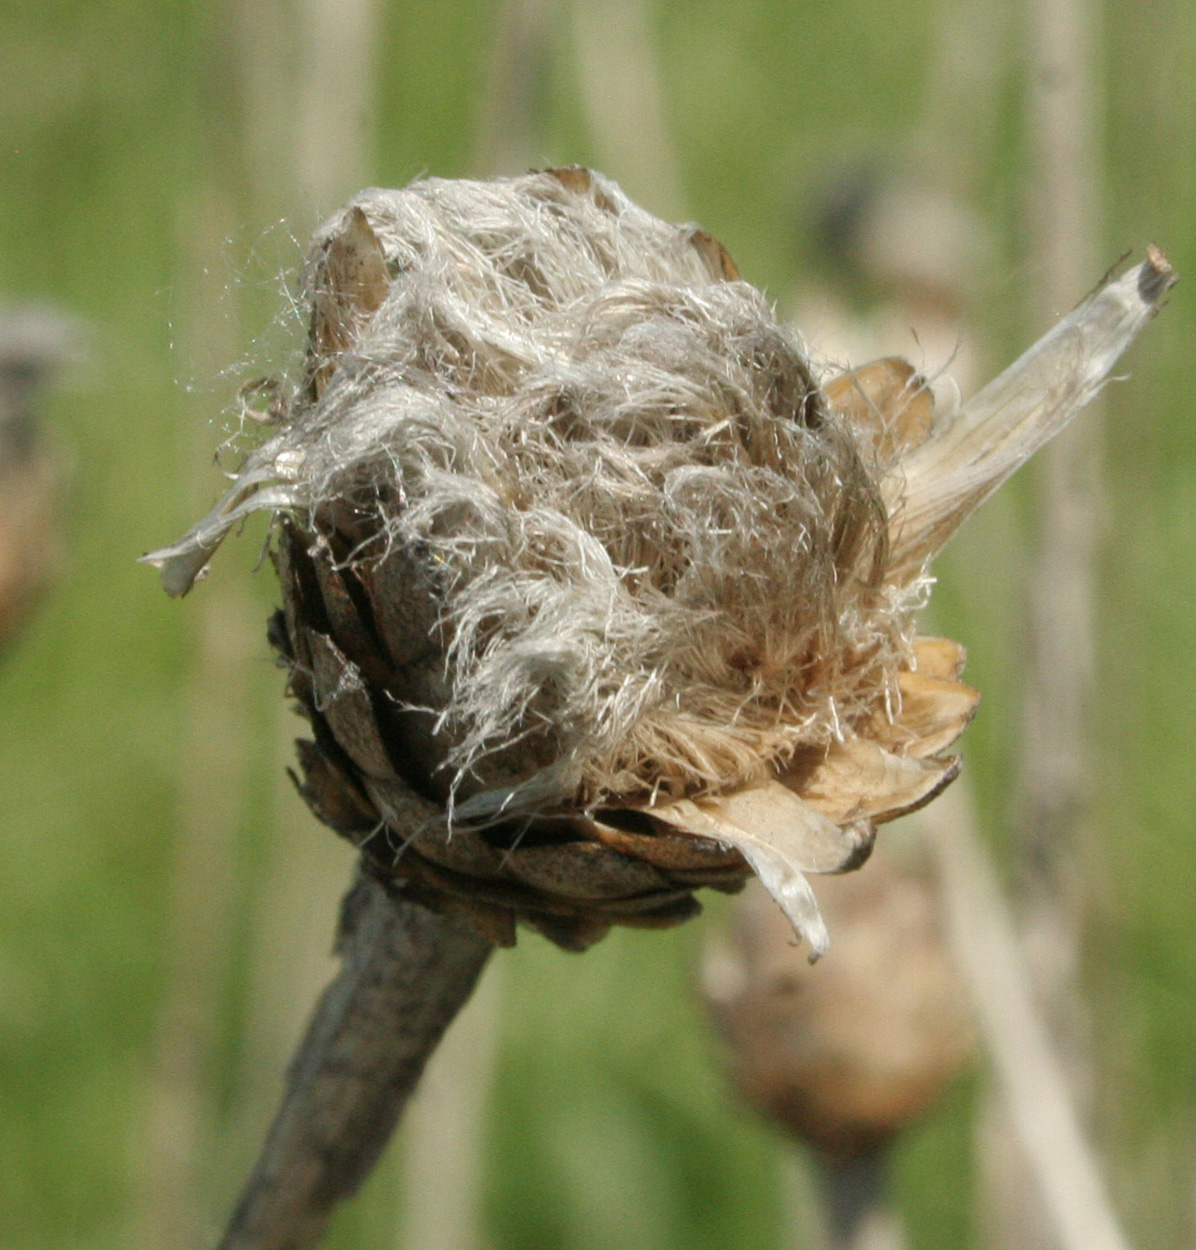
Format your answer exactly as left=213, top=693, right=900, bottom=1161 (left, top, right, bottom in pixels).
left=140, top=471, right=300, bottom=597
left=911, top=635, right=967, bottom=682
left=824, top=357, right=935, bottom=461
left=735, top=841, right=830, bottom=959
left=886, top=247, right=1176, bottom=581
left=646, top=781, right=876, bottom=956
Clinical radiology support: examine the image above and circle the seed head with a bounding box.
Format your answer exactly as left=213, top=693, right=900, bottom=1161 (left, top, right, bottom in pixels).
left=145, top=171, right=1173, bottom=954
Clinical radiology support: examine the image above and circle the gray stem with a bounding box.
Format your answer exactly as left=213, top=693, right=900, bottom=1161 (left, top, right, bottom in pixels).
left=818, top=1145, right=906, bottom=1250
left=217, top=874, right=494, bottom=1250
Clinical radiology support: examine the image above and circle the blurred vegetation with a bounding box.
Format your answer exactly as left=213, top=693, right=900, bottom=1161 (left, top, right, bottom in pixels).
left=0, top=0, right=1193, bottom=1247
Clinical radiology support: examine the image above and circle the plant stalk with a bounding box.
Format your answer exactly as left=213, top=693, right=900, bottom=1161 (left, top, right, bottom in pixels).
left=818, top=1146, right=906, bottom=1250
left=217, top=874, right=494, bottom=1250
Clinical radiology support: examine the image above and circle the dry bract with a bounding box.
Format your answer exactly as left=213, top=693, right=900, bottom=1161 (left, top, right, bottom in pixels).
left=146, top=169, right=1173, bottom=954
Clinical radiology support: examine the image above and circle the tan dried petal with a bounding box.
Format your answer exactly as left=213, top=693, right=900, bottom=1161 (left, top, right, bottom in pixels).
left=585, top=814, right=745, bottom=874
left=647, top=782, right=873, bottom=874
left=824, top=356, right=934, bottom=461
left=687, top=227, right=742, bottom=282
left=646, top=782, right=877, bottom=955
left=542, top=165, right=618, bottom=214
left=782, top=736, right=960, bottom=825
left=911, top=634, right=967, bottom=682
left=872, top=669, right=980, bottom=759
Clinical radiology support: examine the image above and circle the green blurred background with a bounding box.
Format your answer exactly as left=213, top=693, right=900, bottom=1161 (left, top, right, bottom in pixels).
left=0, top=0, right=1193, bottom=1246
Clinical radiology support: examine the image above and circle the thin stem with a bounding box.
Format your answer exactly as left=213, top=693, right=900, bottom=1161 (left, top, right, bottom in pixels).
left=295, top=0, right=380, bottom=213
left=134, top=180, right=261, bottom=1250
left=217, top=876, right=493, bottom=1250
left=1017, top=0, right=1102, bottom=992
left=476, top=0, right=558, bottom=176
left=817, top=1147, right=906, bottom=1250
left=570, top=0, right=686, bottom=220
left=134, top=590, right=258, bottom=1250
left=922, top=781, right=1134, bottom=1250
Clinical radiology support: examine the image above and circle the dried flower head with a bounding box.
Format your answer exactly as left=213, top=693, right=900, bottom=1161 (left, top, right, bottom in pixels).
left=0, top=307, right=70, bottom=651
left=703, top=861, right=975, bottom=1158
left=146, top=169, right=1173, bottom=954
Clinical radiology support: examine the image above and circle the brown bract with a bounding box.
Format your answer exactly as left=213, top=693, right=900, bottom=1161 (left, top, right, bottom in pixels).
left=145, top=168, right=1172, bottom=954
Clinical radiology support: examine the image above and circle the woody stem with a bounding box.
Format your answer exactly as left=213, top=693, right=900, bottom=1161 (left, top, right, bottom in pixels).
left=217, top=873, right=494, bottom=1250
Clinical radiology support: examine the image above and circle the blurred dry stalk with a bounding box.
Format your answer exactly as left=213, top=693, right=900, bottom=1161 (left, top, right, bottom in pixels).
left=295, top=0, right=380, bottom=213
left=396, top=958, right=502, bottom=1250
left=1017, top=0, right=1102, bottom=1016
left=132, top=193, right=262, bottom=1250
left=917, top=780, right=1133, bottom=1250
left=913, top=0, right=1009, bottom=199
left=983, top=0, right=1106, bottom=1243
left=476, top=0, right=559, bottom=176
left=570, top=0, right=686, bottom=219
left=703, top=845, right=975, bottom=1250
left=0, top=308, right=69, bottom=652
left=133, top=2, right=306, bottom=1243
left=135, top=570, right=259, bottom=1250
